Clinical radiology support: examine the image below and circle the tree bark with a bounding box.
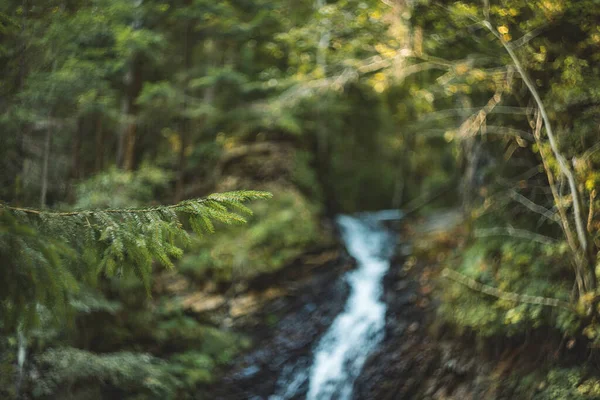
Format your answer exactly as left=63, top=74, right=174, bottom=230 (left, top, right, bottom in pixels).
left=40, top=128, right=51, bottom=208
left=14, top=0, right=29, bottom=205
left=71, top=118, right=83, bottom=180
left=174, top=21, right=194, bottom=203
left=95, top=114, right=104, bottom=172
left=118, top=56, right=143, bottom=171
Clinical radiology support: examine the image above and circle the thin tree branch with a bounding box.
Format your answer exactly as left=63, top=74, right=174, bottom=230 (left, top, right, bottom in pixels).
left=415, top=106, right=529, bottom=125
left=482, top=20, right=590, bottom=258
left=588, top=190, right=596, bottom=233
left=418, top=126, right=534, bottom=141
left=509, top=25, right=548, bottom=50
left=581, top=142, right=600, bottom=163
left=509, top=189, right=560, bottom=223
left=531, top=111, right=585, bottom=295
left=474, top=227, right=558, bottom=245
left=0, top=191, right=271, bottom=217
left=442, top=268, right=573, bottom=309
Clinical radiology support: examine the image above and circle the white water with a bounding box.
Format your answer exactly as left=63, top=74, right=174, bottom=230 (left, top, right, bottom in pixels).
left=16, top=329, right=27, bottom=396
left=271, top=211, right=400, bottom=400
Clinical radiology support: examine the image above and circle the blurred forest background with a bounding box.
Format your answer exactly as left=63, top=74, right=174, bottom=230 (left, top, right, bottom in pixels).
left=1, top=0, right=600, bottom=398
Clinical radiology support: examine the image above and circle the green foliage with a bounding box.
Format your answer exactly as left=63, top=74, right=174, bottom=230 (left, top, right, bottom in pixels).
left=4, top=0, right=600, bottom=397
left=69, top=286, right=122, bottom=315
left=0, top=211, right=78, bottom=331
left=0, top=190, right=271, bottom=330
left=0, top=337, right=18, bottom=399
left=33, top=348, right=180, bottom=400
left=291, top=150, right=324, bottom=204
left=510, top=368, right=600, bottom=400
left=179, top=188, right=319, bottom=282
left=73, top=164, right=171, bottom=209
left=150, top=315, right=249, bottom=386
left=439, top=236, right=576, bottom=337
left=410, top=0, right=600, bottom=348
left=166, top=352, right=214, bottom=387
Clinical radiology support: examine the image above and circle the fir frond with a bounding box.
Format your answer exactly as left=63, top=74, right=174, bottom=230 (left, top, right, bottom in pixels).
left=0, top=190, right=271, bottom=327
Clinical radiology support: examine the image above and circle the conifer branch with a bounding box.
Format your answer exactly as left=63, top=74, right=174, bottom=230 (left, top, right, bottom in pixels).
left=0, top=190, right=272, bottom=320
left=0, top=191, right=272, bottom=217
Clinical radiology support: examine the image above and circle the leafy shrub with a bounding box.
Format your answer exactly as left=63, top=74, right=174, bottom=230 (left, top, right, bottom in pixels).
left=33, top=348, right=180, bottom=399
left=73, top=164, right=171, bottom=209
left=439, top=236, right=577, bottom=337
left=511, top=368, right=600, bottom=400
left=179, top=188, right=320, bottom=282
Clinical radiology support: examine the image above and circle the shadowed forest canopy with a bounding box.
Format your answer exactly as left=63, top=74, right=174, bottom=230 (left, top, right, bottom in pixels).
left=1, top=0, right=600, bottom=398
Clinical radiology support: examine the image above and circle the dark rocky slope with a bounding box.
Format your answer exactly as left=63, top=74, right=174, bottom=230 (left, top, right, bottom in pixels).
left=205, top=246, right=354, bottom=399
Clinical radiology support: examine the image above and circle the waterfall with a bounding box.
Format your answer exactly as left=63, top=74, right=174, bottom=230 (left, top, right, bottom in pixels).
left=271, top=211, right=400, bottom=400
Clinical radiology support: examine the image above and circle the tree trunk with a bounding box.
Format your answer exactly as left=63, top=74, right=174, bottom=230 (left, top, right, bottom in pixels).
left=313, top=0, right=336, bottom=215
left=95, top=114, right=104, bottom=172
left=40, top=128, right=51, bottom=208
left=119, top=56, right=143, bottom=171
left=14, top=0, right=28, bottom=205
left=123, top=57, right=143, bottom=171
left=67, top=117, right=84, bottom=202
left=123, top=121, right=137, bottom=171
left=174, top=21, right=194, bottom=203
left=71, top=118, right=83, bottom=180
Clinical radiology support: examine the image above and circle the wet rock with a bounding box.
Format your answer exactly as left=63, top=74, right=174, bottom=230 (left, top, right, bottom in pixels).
left=399, top=243, right=413, bottom=256
left=408, top=321, right=420, bottom=333
left=239, top=365, right=261, bottom=379
left=395, top=280, right=409, bottom=291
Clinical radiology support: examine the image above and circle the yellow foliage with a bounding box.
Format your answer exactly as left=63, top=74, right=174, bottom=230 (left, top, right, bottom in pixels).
left=375, top=43, right=397, bottom=59
left=166, top=129, right=181, bottom=153
left=498, top=25, right=509, bottom=34
left=223, top=137, right=237, bottom=150
left=443, top=130, right=455, bottom=143
left=370, top=72, right=388, bottom=93
left=373, top=82, right=386, bottom=93
left=369, top=10, right=382, bottom=20
left=471, top=69, right=486, bottom=81
left=539, top=0, right=565, bottom=18
left=455, top=63, right=469, bottom=75
left=505, top=308, right=524, bottom=324
left=577, top=379, right=600, bottom=396
left=586, top=179, right=596, bottom=191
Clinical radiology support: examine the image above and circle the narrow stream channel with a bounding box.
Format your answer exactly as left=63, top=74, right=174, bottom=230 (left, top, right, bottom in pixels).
left=271, top=211, right=401, bottom=400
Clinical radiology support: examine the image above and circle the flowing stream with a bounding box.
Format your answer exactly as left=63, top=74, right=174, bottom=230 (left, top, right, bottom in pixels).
left=271, top=211, right=400, bottom=400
